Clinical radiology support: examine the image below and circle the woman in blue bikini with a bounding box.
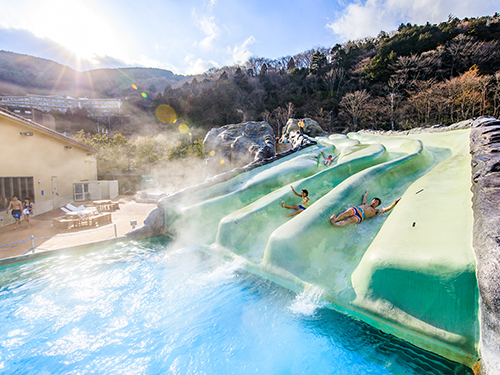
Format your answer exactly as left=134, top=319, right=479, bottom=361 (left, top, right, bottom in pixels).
left=330, top=189, right=401, bottom=226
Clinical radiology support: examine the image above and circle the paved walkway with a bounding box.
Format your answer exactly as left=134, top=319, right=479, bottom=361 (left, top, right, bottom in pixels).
left=0, top=196, right=157, bottom=260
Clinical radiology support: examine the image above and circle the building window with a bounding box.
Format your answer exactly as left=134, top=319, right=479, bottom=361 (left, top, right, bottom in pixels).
left=74, top=183, right=90, bottom=201
left=0, top=177, right=35, bottom=210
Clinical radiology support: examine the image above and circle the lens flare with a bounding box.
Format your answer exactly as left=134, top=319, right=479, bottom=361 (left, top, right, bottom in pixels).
left=178, top=124, right=189, bottom=134
left=173, top=119, right=178, bottom=124
left=155, top=104, right=177, bottom=124
left=220, top=160, right=225, bottom=164
left=209, top=151, right=215, bottom=156
left=131, top=84, right=138, bottom=90
left=142, top=93, right=148, bottom=98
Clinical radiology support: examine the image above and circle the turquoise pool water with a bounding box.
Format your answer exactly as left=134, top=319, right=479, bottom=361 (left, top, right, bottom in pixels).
left=0, top=239, right=472, bottom=374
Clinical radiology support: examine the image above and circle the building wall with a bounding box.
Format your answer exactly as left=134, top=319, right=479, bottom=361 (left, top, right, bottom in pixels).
left=0, top=111, right=97, bottom=227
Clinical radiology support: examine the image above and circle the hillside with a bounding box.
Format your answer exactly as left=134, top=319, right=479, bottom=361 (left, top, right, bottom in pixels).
left=0, top=50, right=187, bottom=98
left=1, top=15, right=500, bottom=138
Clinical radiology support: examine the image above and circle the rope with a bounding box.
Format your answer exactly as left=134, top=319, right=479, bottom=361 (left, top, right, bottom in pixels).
left=0, top=238, right=32, bottom=248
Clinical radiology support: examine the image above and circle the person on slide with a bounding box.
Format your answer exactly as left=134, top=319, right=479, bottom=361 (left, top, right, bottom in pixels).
left=282, top=186, right=310, bottom=217
left=321, top=151, right=339, bottom=166
left=330, top=189, right=401, bottom=226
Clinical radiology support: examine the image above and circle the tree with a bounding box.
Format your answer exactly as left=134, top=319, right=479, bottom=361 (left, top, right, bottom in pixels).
left=310, top=51, right=328, bottom=75
left=339, top=90, right=371, bottom=130
left=444, top=67, right=485, bottom=121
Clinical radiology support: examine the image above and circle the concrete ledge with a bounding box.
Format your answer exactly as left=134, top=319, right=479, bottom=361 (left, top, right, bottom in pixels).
left=0, top=236, right=127, bottom=267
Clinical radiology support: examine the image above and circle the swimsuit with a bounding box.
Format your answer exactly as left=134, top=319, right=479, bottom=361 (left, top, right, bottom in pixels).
left=348, top=206, right=365, bottom=223
left=299, top=196, right=310, bottom=210
left=23, top=204, right=33, bottom=216
left=11, top=209, right=21, bottom=219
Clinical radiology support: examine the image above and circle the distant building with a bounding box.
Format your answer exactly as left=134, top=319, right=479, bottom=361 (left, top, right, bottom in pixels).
left=0, top=94, right=122, bottom=117
left=0, top=107, right=99, bottom=227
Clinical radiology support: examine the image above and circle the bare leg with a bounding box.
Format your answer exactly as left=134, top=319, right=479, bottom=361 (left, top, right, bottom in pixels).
left=282, top=201, right=300, bottom=210
left=330, top=208, right=353, bottom=223
left=331, top=216, right=358, bottom=226
left=287, top=209, right=304, bottom=217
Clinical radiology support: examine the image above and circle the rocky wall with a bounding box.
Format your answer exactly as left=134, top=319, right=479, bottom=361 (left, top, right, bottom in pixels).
left=470, top=116, right=500, bottom=374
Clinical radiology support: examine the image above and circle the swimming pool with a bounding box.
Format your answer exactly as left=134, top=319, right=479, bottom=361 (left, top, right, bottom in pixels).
left=0, top=239, right=472, bottom=374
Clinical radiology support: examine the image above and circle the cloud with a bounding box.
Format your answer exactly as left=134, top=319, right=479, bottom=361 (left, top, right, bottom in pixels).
left=327, top=0, right=500, bottom=41
left=229, top=36, right=255, bottom=66
left=193, top=11, right=220, bottom=50
left=0, top=26, right=135, bottom=71
left=0, top=26, right=78, bottom=65
left=183, top=55, right=219, bottom=75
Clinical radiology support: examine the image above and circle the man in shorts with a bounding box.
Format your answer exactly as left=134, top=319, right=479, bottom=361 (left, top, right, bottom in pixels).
left=330, top=189, right=401, bottom=226
left=6, top=195, right=23, bottom=229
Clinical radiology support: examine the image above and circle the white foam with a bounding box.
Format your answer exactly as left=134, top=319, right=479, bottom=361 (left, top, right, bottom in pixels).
left=288, top=284, right=326, bottom=316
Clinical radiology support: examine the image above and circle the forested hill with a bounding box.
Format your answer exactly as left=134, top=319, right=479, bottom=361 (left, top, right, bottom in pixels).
left=152, top=14, right=500, bottom=135
left=0, top=50, right=186, bottom=98
left=1, top=14, right=500, bottom=137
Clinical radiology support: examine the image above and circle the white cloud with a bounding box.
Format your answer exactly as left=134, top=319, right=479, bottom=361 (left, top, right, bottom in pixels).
left=327, top=0, right=500, bottom=41
left=229, top=36, right=255, bottom=65
left=183, top=55, right=219, bottom=75
left=193, top=10, right=220, bottom=49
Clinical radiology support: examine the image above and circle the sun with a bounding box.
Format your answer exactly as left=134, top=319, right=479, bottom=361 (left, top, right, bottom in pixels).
left=28, top=0, right=128, bottom=64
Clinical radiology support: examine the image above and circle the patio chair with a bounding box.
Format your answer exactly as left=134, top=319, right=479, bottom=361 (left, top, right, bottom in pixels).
left=66, top=203, right=86, bottom=212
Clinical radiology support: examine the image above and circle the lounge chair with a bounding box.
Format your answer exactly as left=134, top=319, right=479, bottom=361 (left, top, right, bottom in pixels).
left=66, top=203, right=86, bottom=212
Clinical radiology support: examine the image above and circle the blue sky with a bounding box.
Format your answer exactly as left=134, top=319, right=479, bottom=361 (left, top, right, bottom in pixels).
left=0, top=0, right=497, bottom=75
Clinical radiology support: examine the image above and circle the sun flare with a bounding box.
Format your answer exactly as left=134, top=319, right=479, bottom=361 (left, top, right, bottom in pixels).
left=28, top=0, right=128, bottom=65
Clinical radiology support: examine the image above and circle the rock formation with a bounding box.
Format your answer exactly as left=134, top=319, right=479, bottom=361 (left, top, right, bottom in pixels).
left=203, top=121, right=276, bottom=177
left=470, top=116, right=500, bottom=374
left=282, top=118, right=328, bottom=140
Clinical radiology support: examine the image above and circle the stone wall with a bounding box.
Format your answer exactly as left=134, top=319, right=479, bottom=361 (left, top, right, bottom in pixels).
left=470, top=116, right=500, bottom=374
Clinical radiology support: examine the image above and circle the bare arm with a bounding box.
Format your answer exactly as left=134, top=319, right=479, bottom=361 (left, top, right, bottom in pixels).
left=332, top=153, right=340, bottom=161
left=362, top=189, right=369, bottom=205
left=5, top=202, right=11, bottom=212
left=379, top=198, right=402, bottom=214
left=290, top=186, right=301, bottom=197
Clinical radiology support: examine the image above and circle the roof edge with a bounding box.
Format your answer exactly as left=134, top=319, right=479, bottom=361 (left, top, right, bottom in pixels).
left=0, top=107, right=96, bottom=153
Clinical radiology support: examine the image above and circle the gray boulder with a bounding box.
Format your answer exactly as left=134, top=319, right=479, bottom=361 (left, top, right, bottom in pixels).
left=203, top=121, right=276, bottom=177
left=126, top=207, right=165, bottom=240
left=282, top=118, right=328, bottom=140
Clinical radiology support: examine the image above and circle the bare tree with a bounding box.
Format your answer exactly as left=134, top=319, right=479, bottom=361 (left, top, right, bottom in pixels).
left=389, top=54, right=423, bottom=91
left=272, top=107, right=289, bottom=137
left=408, top=79, right=437, bottom=125
left=339, top=90, right=371, bottom=130
left=323, top=68, right=346, bottom=97
left=286, top=102, right=295, bottom=119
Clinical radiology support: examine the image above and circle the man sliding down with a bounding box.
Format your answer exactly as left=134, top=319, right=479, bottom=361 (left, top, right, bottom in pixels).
left=330, top=188, right=401, bottom=226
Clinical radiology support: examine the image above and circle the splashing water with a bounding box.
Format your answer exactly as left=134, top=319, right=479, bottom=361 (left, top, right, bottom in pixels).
left=288, top=284, right=326, bottom=316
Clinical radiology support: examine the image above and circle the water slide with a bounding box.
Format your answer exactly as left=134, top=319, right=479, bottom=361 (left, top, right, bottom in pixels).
left=160, top=129, right=478, bottom=367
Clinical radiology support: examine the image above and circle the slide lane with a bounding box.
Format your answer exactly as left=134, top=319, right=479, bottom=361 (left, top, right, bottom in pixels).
left=350, top=130, right=478, bottom=366
left=260, top=137, right=435, bottom=302
left=215, top=142, right=391, bottom=260
left=166, top=147, right=331, bottom=244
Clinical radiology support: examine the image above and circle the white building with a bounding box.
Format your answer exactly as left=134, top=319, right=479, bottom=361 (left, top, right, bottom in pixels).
left=0, top=94, right=122, bottom=117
